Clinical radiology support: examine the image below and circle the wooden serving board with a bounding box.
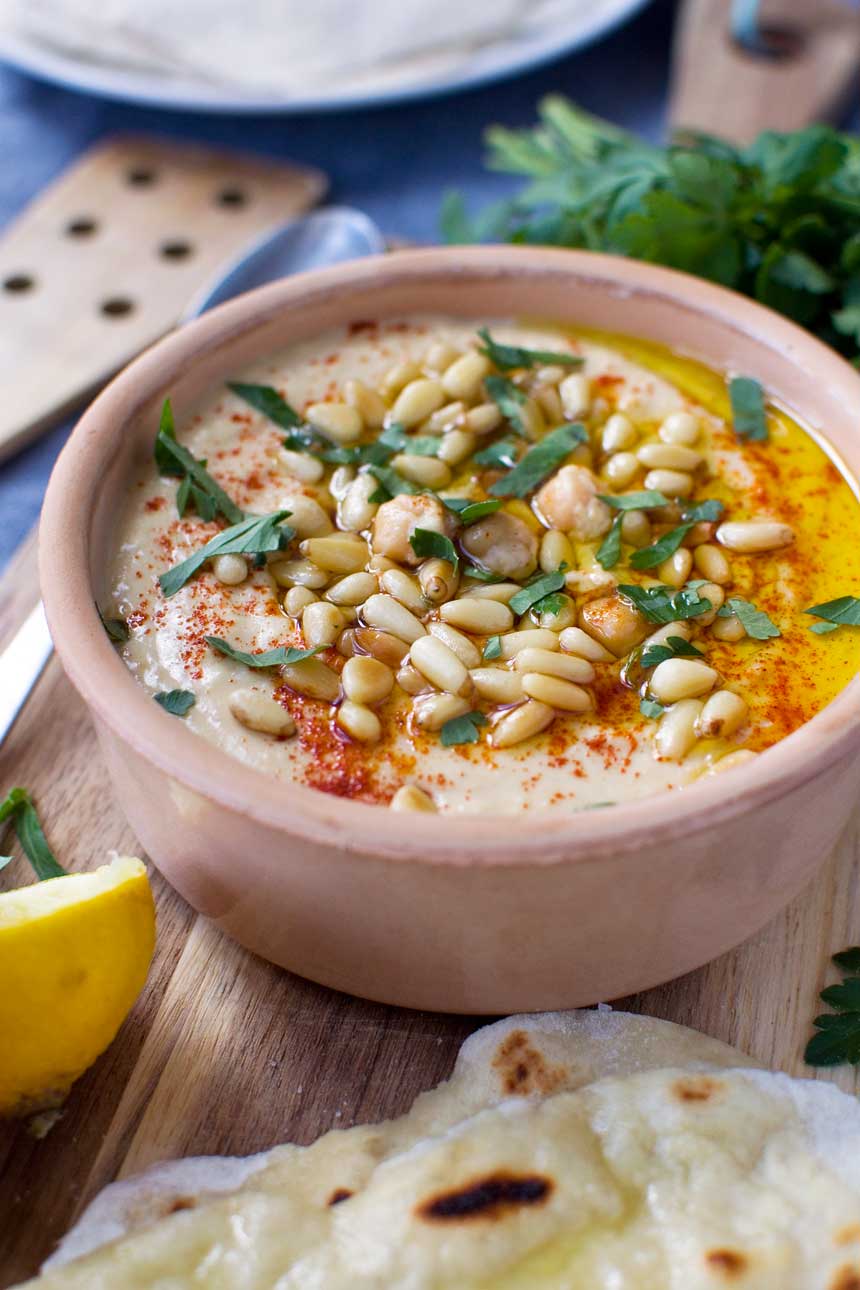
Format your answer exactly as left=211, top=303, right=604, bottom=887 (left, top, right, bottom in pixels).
left=1, top=530, right=859, bottom=1284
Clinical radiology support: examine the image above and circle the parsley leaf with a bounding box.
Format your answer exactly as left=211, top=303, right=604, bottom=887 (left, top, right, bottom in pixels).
left=484, top=375, right=528, bottom=435
left=440, top=710, right=487, bottom=747
left=509, top=569, right=566, bottom=615
left=598, top=490, right=669, bottom=511
left=159, top=511, right=295, bottom=598
left=683, top=499, right=725, bottom=523
left=99, top=608, right=129, bottom=643
left=805, top=947, right=860, bottom=1067
left=719, top=596, right=781, bottom=639
left=488, top=423, right=588, bottom=498
left=154, top=689, right=196, bottom=717
left=366, top=464, right=420, bottom=503
left=596, top=513, right=624, bottom=570
left=442, top=498, right=503, bottom=523
left=630, top=523, right=695, bottom=570
left=228, top=381, right=304, bottom=429
left=483, top=635, right=502, bottom=660
left=206, top=639, right=323, bottom=668
left=640, top=696, right=666, bottom=719
left=476, top=327, right=584, bottom=372
left=474, top=439, right=519, bottom=469
left=155, top=399, right=244, bottom=526
left=618, top=583, right=712, bottom=624
left=729, top=376, right=768, bottom=442
left=0, top=788, right=65, bottom=880
left=640, top=635, right=705, bottom=668
left=409, top=528, right=459, bottom=570
left=804, top=596, right=860, bottom=631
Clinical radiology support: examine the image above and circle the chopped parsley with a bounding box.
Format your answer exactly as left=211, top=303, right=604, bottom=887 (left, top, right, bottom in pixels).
left=804, top=596, right=860, bottom=634
left=729, top=376, right=768, bottom=442
left=155, top=399, right=244, bottom=525
left=442, top=498, right=503, bottom=524
left=596, top=514, right=624, bottom=571
left=440, top=710, right=487, bottom=747
left=476, top=327, right=584, bottom=372
left=597, top=489, right=669, bottom=511
left=205, top=639, right=323, bottom=668
left=366, top=464, right=420, bottom=503
left=484, top=375, right=528, bottom=435
left=640, top=635, right=705, bottom=668
left=639, top=696, right=666, bottom=719
left=154, top=689, right=196, bottom=717
left=0, top=788, right=65, bottom=880
left=483, top=635, right=502, bottom=660
left=408, top=528, right=459, bottom=570
left=719, top=596, right=781, bottom=639
left=473, top=438, right=519, bottom=469
left=630, top=499, right=724, bottom=571
left=617, top=583, right=713, bottom=625
left=509, top=569, right=566, bottom=616
left=805, top=948, right=860, bottom=1067
left=159, top=511, right=295, bottom=598
left=228, top=381, right=304, bottom=429
left=99, top=608, right=129, bottom=643
left=488, top=423, right=587, bottom=498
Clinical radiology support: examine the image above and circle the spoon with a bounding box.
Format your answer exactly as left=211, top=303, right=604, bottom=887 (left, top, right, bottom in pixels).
left=0, top=206, right=387, bottom=745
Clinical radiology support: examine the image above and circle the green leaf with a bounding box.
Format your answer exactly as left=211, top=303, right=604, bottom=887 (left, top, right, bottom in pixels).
left=366, top=464, right=420, bottom=503
left=682, top=498, right=724, bottom=523
left=639, top=696, right=666, bottom=719
left=155, top=399, right=245, bottom=526
left=476, top=327, right=584, bottom=372
left=408, top=528, right=459, bottom=570
left=509, top=569, right=566, bottom=616
left=617, top=583, right=713, bottom=625
left=0, top=788, right=66, bottom=881
left=488, top=423, right=587, bottom=498
left=228, top=382, right=304, bottom=429
left=484, top=375, right=528, bottom=435
left=439, top=711, right=487, bottom=747
left=833, top=947, right=860, bottom=973
left=820, top=977, right=860, bottom=1011
left=804, top=1014, right=860, bottom=1067
left=205, top=638, right=323, bottom=668
left=810, top=621, right=840, bottom=635
left=483, top=635, right=502, bottom=660
left=630, top=523, right=695, bottom=571
left=473, top=439, right=519, bottom=469
left=154, top=689, right=196, bottom=717
left=804, top=595, right=860, bottom=629
left=729, top=376, right=768, bottom=442
left=99, top=608, right=129, bottom=643
left=462, top=565, right=505, bottom=584
left=597, top=490, right=669, bottom=511
left=159, top=511, right=295, bottom=598
left=640, top=635, right=705, bottom=669
left=596, top=513, right=624, bottom=570
left=442, top=498, right=503, bottom=524
left=719, top=596, right=781, bottom=640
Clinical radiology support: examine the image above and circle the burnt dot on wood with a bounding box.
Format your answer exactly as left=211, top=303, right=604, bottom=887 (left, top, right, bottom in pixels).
left=216, top=186, right=248, bottom=209
left=159, top=240, right=193, bottom=261
left=100, top=297, right=135, bottom=318
left=127, top=166, right=157, bottom=187
left=66, top=217, right=98, bottom=238
left=3, top=273, right=35, bottom=294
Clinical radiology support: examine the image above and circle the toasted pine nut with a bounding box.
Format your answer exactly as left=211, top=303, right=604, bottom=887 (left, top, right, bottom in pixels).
left=711, top=614, right=745, bottom=643
left=637, top=442, right=703, bottom=471
left=336, top=628, right=358, bottom=657
left=442, top=352, right=491, bottom=402
left=462, top=582, right=521, bottom=603
left=559, top=372, right=591, bottom=419
left=601, top=413, right=637, bottom=453
left=693, top=581, right=725, bottom=626
left=517, top=396, right=545, bottom=441
left=212, top=553, right=247, bottom=586
left=534, top=382, right=565, bottom=425
left=419, top=558, right=459, bottom=605
left=641, top=621, right=692, bottom=655
left=424, top=341, right=460, bottom=373
left=470, top=667, right=524, bottom=704
left=352, top=627, right=410, bottom=668
left=337, top=700, right=381, bottom=743
left=490, top=700, right=554, bottom=748
left=440, top=598, right=513, bottom=634
left=658, top=547, right=693, bottom=588
left=270, top=557, right=329, bottom=590
left=694, top=543, right=731, bottom=585
left=341, top=655, right=393, bottom=705
left=279, top=448, right=325, bottom=483
left=535, top=364, right=567, bottom=385
left=362, top=593, right=426, bottom=643
left=424, top=401, right=466, bottom=433
left=428, top=622, right=481, bottom=668
left=559, top=626, right=614, bottom=663
left=338, top=474, right=379, bottom=532
left=329, top=464, right=356, bottom=500
left=514, top=647, right=595, bottom=685
left=565, top=570, right=618, bottom=602
left=379, top=568, right=426, bottom=614
left=715, top=521, right=795, bottom=553
left=381, top=361, right=422, bottom=398
left=498, top=629, right=560, bottom=659
left=344, top=377, right=386, bottom=429
left=325, top=571, right=378, bottom=606
left=537, top=596, right=577, bottom=632
left=603, top=452, right=640, bottom=488
left=390, top=784, right=437, bottom=812
left=410, top=635, right=472, bottom=696
left=685, top=521, right=716, bottom=548
left=464, top=402, right=503, bottom=435
left=306, top=401, right=363, bottom=444
left=659, top=411, right=700, bottom=445
left=396, top=662, right=431, bottom=695
left=285, top=494, right=333, bottom=538
left=655, top=699, right=702, bottom=760
left=707, top=749, right=758, bottom=775
left=521, top=672, right=592, bottom=712
left=281, top=657, right=341, bottom=702
left=284, top=586, right=318, bottom=616
left=302, top=601, right=345, bottom=649
left=229, top=688, right=296, bottom=737
left=412, top=692, right=471, bottom=731
left=391, top=453, right=452, bottom=490
left=438, top=429, right=476, bottom=466
left=697, top=690, right=748, bottom=738
left=620, top=510, right=651, bottom=547
left=367, top=553, right=397, bottom=575
left=649, top=658, right=718, bottom=703
left=540, top=530, right=575, bottom=573
left=301, top=534, right=368, bottom=574
left=643, top=468, right=694, bottom=497
left=390, top=378, right=446, bottom=428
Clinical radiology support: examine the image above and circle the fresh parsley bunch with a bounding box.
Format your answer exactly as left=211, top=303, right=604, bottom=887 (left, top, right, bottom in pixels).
left=442, top=97, right=860, bottom=359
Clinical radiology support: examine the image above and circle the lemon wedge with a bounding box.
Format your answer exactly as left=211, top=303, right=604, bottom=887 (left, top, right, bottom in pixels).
left=0, top=856, right=155, bottom=1116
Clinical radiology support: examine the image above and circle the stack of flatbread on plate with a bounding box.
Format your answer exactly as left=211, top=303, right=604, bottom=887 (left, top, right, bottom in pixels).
left=17, top=1009, right=860, bottom=1288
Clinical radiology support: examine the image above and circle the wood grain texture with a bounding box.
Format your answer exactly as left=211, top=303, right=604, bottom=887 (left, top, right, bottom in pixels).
left=669, top=0, right=860, bottom=141
left=0, top=136, right=325, bottom=462
left=0, top=529, right=858, bottom=1285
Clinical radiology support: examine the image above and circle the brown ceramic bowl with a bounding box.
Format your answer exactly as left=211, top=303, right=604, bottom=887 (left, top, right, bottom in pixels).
left=40, top=246, right=860, bottom=1013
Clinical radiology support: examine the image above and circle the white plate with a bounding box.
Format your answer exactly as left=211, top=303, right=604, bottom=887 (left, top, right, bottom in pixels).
left=0, top=0, right=651, bottom=114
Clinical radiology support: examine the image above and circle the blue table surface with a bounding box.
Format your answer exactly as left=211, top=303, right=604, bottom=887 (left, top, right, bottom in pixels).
left=0, top=0, right=852, bottom=568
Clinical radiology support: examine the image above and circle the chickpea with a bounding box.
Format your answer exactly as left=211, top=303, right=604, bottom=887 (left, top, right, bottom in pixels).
left=579, top=593, right=650, bottom=658
left=534, top=465, right=612, bottom=541
left=460, top=511, right=538, bottom=581
left=370, top=494, right=456, bottom=568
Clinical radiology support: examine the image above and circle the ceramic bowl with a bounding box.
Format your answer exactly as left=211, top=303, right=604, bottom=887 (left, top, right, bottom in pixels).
left=40, top=246, right=860, bottom=1013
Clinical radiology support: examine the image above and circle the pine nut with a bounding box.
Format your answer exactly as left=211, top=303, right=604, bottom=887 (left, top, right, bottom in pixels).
left=337, top=628, right=358, bottom=657
left=462, top=582, right=521, bottom=603
left=438, top=429, right=476, bottom=466
left=694, top=543, right=731, bottom=585
left=637, top=442, right=703, bottom=471
left=470, top=667, right=524, bottom=703
left=306, top=402, right=363, bottom=444
left=379, top=568, right=426, bottom=614
left=565, top=569, right=618, bottom=601
left=285, top=494, right=333, bottom=538
left=441, top=352, right=491, bottom=402
left=655, top=699, right=702, bottom=760
left=424, top=341, right=460, bottom=373
left=229, top=688, right=296, bottom=737
left=559, top=626, right=614, bottom=663
left=362, top=593, right=427, bottom=643
left=580, top=595, right=649, bottom=657
left=643, top=468, right=694, bottom=497
left=419, top=559, right=459, bottom=605
left=537, top=596, right=577, bottom=632
left=301, top=534, right=368, bottom=574
left=490, top=700, right=554, bottom=748
left=212, top=554, right=247, bottom=585
left=601, top=413, right=637, bottom=453
left=284, top=586, right=318, bottom=616
left=521, top=672, right=592, bottom=712
left=641, top=621, right=692, bottom=655
left=659, top=411, right=700, bottom=445
left=325, top=571, right=378, bottom=606
left=464, top=402, right=503, bottom=435
left=649, top=658, right=718, bottom=703
left=559, top=372, right=591, bottom=419
left=396, top=662, right=431, bottom=695
left=440, top=598, right=513, bottom=633
left=336, top=700, right=381, bottom=743
left=391, top=454, right=452, bottom=490
left=390, top=784, right=437, bottom=812
left=390, top=378, right=446, bottom=428
left=281, top=657, right=341, bottom=702
left=535, top=364, right=567, bottom=385
left=604, top=452, right=640, bottom=488
left=412, top=692, right=471, bottom=731
left=715, top=521, right=795, bottom=553
left=711, top=614, right=745, bottom=642
left=381, top=361, right=422, bottom=398
left=534, top=382, right=565, bottom=425
left=514, top=647, right=595, bottom=684
left=338, top=474, right=379, bottom=532
left=707, top=748, right=757, bottom=775
left=410, top=635, right=472, bottom=696
left=428, top=622, right=481, bottom=668
left=344, top=378, right=386, bottom=429
left=685, top=521, right=716, bottom=547
left=693, top=581, right=725, bottom=626
left=697, top=690, right=748, bottom=738
left=498, top=629, right=560, bottom=659
left=341, top=655, right=393, bottom=705
left=302, top=601, right=345, bottom=648
left=367, top=554, right=397, bottom=575
left=424, top=401, right=466, bottom=433
left=517, top=397, right=545, bottom=441
left=279, top=448, right=324, bottom=483
left=352, top=627, right=410, bottom=668
left=329, top=465, right=356, bottom=500
left=621, top=510, right=651, bottom=547
left=539, top=530, right=575, bottom=573
left=658, top=547, right=693, bottom=588
left=270, top=557, right=329, bottom=590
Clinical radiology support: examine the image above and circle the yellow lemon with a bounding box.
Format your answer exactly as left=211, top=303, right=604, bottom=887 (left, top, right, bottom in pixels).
left=0, top=856, right=155, bottom=1115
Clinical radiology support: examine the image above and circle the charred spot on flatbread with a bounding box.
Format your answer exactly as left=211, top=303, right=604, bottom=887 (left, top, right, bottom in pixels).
left=837, top=1227, right=860, bottom=1247
left=831, top=1266, right=860, bottom=1290
left=672, top=1075, right=724, bottom=1104
left=327, top=1188, right=353, bottom=1206
left=164, top=1196, right=197, bottom=1215
left=416, top=1170, right=553, bottom=1223
left=491, top=1029, right=567, bottom=1096
left=705, top=1248, right=748, bottom=1277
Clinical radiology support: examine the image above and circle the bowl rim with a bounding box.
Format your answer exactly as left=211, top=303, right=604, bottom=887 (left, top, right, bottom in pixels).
left=39, top=244, right=860, bottom=866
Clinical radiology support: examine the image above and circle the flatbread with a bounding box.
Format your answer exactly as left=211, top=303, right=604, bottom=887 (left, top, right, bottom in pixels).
left=29, top=1009, right=751, bottom=1283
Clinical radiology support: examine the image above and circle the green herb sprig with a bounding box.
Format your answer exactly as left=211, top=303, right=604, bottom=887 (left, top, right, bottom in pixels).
left=484, top=375, right=528, bottom=435
left=0, top=788, right=65, bottom=881
left=442, top=498, right=502, bottom=524
left=474, top=439, right=519, bottom=470
left=805, top=596, right=860, bottom=634
left=159, top=511, right=295, bottom=598
left=618, top=583, right=713, bottom=625
left=155, top=400, right=244, bottom=525
left=476, top=327, right=584, bottom=372
left=409, top=528, right=459, bottom=570
left=509, top=569, right=566, bottom=616
left=206, top=639, right=323, bottom=668
left=488, top=423, right=587, bottom=498
left=805, top=948, right=860, bottom=1067
left=729, top=376, right=768, bottom=442
left=154, top=690, right=196, bottom=717
left=440, top=711, right=487, bottom=747
left=719, top=596, right=781, bottom=640
left=228, top=382, right=304, bottom=429
left=640, top=636, right=705, bottom=668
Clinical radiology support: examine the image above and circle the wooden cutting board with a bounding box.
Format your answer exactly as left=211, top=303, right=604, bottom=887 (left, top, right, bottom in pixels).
left=1, top=530, right=860, bottom=1285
